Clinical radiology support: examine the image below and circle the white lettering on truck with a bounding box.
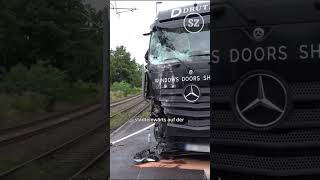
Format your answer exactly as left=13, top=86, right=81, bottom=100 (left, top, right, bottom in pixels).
left=170, top=4, right=209, bottom=18
left=213, top=43, right=320, bottom=63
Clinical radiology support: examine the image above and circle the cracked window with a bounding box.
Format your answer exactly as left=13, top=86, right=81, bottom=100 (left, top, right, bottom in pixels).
left=149, top=25, right=209, bottom=65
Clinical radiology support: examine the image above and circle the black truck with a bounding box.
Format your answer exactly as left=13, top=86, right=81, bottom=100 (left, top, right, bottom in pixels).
left=144, top=0, right=320, bottom=178
left=143, top=2, right=210, bottom=151
left=212, top=0, right=320, bottom=179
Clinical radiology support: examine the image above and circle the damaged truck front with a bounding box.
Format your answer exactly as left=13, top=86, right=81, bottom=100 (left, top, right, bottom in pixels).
left=143, top=3, right=210, bottom=151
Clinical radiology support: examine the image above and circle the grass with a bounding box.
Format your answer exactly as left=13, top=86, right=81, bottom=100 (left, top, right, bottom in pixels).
left=140, top=106, right=151, bottom=118
left=110, top=112, right=131, bottom=130
left=110, top=90, right=141, bottom=103
left=0, top=85, right=102, bottom=129
left=110, top=105, right=151, bottom=130
left=0, top=62, right=103, bottom=129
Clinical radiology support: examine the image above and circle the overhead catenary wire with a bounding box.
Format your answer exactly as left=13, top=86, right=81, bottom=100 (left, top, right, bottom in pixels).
left=110, top=0, right=137, bottom=16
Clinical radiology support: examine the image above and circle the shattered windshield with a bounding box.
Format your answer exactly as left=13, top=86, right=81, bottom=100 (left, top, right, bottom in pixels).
left=149, top=25, right=209, bottom=65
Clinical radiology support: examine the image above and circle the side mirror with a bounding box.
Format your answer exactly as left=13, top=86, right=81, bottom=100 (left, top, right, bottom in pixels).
left=144, top=50, right=150, bottom=63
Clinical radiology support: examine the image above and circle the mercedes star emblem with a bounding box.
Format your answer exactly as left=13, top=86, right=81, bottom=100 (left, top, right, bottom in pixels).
left=234, top=72, right=289, bottom=129
left=183, top=84, right=201, bottom=103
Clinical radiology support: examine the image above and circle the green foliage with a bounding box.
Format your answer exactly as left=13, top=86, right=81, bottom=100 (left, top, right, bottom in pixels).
left=1, top=62, right=66, bottom=95
left=29, top=62, right=66, bottom=99
left=0, top=63, right=102, bottom=126
left=62, top=80, right=101, bottom=103
left=0, top=0, right=102, bottom=82
left=129, top=87, right=142, bottom=95
left=0, top=62, right=66, bottom=111
left=110, top=81, right=141, bottom=102
left=0, top=64, right=29, bottom=92
left=0, top=92, right=48, bottom=124
left=6, top=92, right=48, bottom=113
left=110, top=91, right=125, bottom=102
left=0, top=1, right=104, bottom=126
left=74, top=80, right=98, bottom=94
left=111, top=81, right=131, bottom=96
left=111, top=46, right=143, bottom=88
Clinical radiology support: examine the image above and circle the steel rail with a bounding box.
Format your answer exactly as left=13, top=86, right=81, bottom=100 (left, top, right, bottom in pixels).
left=0, top=95, right=143, bottom=147
left=0, top=102, right=149, bottom=178
left=0, top=94, right=141, bottom=135
left=69, top=104, right=150, bottom=179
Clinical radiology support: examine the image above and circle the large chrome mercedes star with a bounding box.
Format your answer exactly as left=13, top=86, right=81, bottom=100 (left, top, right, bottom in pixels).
left=183, top=84, right=200, bottom=103
left=234, top=72, right=288, bottom=128
left=241, top=76, right=284, bottom=114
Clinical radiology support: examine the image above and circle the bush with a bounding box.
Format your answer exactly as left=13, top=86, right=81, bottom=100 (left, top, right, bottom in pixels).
left=0, top=94, right=15, bottom=121
left=61, top=80, right=101, bottom=104
left=110, top=91, right=125, bottom=102
left=0, top=92, right=48, bottom=125
left=9, top=92, right=49, bottom=112
left=0, top=62, right=66, bottom=111
left=74, top=80, right=98, bottom=94
left=110, top=81, right=142, bottom=102
left=111, top=81, right=131, bottom=96
left=28, top=61, right=66, bottom=98
left=0, top=62, right=102, bottom=126
left=128, top=87, right=142, bottom=95
left=0, top=64, right=29, bottom=93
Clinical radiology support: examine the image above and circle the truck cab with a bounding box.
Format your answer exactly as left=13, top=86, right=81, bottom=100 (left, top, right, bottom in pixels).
left=143, top=2, right=210, bottom=150
left=212, top=0, right=320, bottom=178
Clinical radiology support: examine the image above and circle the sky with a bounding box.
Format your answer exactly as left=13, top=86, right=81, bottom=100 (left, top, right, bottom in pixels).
left=110, top=1, right=209, bottom=65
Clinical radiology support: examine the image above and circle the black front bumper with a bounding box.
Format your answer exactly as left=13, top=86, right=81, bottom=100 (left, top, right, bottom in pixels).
left=164, top=123, right=210, bottom=144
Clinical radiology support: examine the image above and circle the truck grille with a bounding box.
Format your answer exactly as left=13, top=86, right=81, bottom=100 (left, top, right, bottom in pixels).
left=159, top=88, right=210, bottom=127
left=212, top=81, right=320, bottom=176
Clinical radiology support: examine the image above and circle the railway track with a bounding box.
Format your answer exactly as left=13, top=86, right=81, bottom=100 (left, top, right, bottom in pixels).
left=110, top=94, right=142, bottom=107
left=0, top=94, right=142, bottom=147
left=0, top=101, right=150, bottom=179
left=69, top=105, right=150, bottom=180
left=0, top=94, right=141, bottom=134
left=69, top=149, right=108, bottom=180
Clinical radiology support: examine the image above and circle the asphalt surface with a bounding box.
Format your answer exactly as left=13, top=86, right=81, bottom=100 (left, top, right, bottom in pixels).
left=110, top=115, right=210, bottom=180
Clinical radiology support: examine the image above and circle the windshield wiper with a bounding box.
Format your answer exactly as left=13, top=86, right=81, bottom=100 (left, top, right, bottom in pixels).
left=189, top=53, right=210, bottom=57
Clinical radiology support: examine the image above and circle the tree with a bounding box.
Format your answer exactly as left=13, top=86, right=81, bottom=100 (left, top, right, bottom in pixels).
left=111, top=46, right=142, bottom=88
left=0, top=0, right=102, bottom=82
